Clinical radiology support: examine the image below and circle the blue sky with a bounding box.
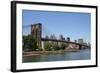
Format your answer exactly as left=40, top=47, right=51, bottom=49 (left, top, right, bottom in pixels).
left=22, top=10, right=91, bottom=42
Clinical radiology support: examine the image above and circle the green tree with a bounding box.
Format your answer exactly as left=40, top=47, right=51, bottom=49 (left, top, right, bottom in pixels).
left=52, top=44, right=60, bottom=51
left=60, top=43, right=66, bottom=50
left=23, top=36, right=29, bottom=50
left=44, top=42, right=52, bottom=51
left=23, top=35, right=38, bottom=51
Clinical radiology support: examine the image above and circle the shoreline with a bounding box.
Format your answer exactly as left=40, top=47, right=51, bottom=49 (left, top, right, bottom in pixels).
left=23, top=49, right=80, bottom=57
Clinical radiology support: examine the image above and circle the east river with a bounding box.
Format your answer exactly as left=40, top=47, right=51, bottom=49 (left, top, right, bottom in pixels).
left=23, top=49, right=91, bottom=63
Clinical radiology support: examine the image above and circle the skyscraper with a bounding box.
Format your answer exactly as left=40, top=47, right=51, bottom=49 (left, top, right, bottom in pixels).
left=78, top=38, right=84, bottom=44
left=59, top=35, right=65, bottom=40
left=67, top=37, right=70, bottom=42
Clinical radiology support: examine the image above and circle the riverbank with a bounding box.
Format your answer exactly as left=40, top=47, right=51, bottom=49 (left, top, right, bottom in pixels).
left=23, top=49, right=80, bottom=57
left=23, top=49, right=90, bottom=62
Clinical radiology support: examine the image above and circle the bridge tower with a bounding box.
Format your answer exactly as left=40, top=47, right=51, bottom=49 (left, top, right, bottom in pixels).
left=31, top=23, right=42, bottom=49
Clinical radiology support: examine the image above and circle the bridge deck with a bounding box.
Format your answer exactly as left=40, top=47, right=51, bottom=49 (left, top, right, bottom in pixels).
left=41, top=38, right=88, bottom=47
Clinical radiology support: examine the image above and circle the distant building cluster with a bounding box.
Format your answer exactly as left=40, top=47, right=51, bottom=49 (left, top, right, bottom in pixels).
left=44, top=34, right=89, bottom=45
left=42, top=35, right=91, bottom=50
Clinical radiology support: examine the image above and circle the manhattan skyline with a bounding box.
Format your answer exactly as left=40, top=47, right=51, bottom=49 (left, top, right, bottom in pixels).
left=22, top=10, right=91, bottom=42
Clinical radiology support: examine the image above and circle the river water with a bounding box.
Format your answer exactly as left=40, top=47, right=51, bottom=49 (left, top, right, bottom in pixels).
left=23, top=49, right=91, bottom=63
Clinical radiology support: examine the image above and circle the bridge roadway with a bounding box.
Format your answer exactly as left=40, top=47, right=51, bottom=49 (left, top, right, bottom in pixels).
left=41, top=38, right=88, bottom=47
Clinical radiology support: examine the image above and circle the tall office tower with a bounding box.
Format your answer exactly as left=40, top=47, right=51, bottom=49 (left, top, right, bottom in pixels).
left=78, top=38, right=84, bottom=44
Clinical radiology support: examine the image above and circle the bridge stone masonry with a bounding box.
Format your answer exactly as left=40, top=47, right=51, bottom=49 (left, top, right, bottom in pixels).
left=31, top=23, right=90, bottom=51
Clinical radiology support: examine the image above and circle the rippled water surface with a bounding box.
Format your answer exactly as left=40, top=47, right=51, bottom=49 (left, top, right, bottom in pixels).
left=23, top=49, right=91, bottom=63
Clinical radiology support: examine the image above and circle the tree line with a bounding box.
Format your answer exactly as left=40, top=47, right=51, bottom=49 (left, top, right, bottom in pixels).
left=23, top=35, right=68, bottom=51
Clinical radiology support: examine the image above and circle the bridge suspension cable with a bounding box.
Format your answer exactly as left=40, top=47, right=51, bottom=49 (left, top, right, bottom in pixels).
left=42, top=24, right=53, bottom=38
left=22, top=25, right=31, bottom=36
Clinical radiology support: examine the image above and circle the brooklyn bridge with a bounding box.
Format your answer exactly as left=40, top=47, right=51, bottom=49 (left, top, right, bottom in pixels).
left=23, top=23, right=90, bottom=51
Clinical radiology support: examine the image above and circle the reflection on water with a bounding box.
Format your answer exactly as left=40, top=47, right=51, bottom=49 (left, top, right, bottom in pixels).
left=23, top=49, right=91, bottom=63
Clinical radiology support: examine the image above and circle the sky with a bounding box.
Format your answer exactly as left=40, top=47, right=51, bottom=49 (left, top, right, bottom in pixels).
left=22, top=10, right=91, bottom=42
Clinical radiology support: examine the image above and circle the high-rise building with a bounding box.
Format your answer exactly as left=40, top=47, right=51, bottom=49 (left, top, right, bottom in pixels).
left=50, top=34, right=56, bottom=39
left=67, top=37, right=70, bottom=42
left=59, top=35, right=65, bottom=40
left=78, top=38, right=84, bottom=44
left=59, top=35, right=63, bottom=40
left=74, top=40, right=77, bottom=43
left=45, top=35, right=49, bottom=39
left=50, top=34, right=57, bottom=45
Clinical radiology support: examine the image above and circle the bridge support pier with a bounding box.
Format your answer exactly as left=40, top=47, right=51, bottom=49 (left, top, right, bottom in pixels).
left=79, top=45, right=82, bottom=49
left=41, top=41, right=45, bottom=51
